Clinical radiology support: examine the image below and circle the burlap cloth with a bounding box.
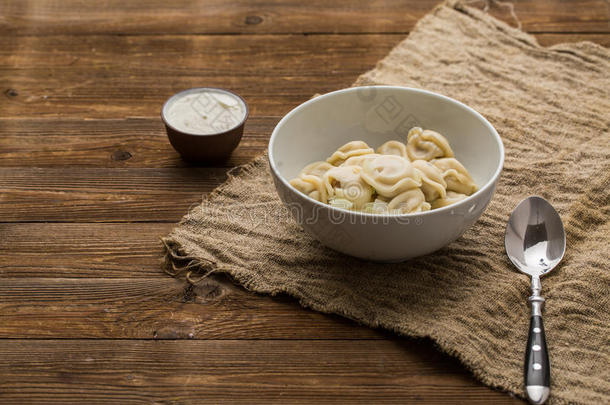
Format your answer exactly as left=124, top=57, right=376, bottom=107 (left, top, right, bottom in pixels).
left=162, top=1, right=610, bottom=403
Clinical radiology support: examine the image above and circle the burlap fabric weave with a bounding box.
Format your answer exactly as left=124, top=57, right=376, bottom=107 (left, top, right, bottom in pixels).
left=163, top=1, right=610, bottom=403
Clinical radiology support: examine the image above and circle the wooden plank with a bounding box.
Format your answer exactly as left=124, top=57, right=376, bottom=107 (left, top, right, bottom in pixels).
left=0, top=339, right=523, bottom=404
left=0, top=0, right=607, bottom=35
left=0, top=167, right=227, bottom=222
left=0, top=34, right=401, bottom=119
left=1, top=90, right=302, bottom=119
left=0, top=277, right=381, bottom=339
left=535, top=33, right=610, bottom=47
left=0, top=33, right=401, bottom=70
left=0, top=223, right=173, bottom=278
left=0, top=117, right=275, bottom=168
left=1, top=32, right=606, bottom=72
left=0, top=32, right=606, bottom=130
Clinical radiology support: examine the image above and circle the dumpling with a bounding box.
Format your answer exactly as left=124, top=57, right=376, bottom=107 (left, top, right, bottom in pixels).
left=432, top=158, right=478, bottom=195
left=341, top=153, right=381, bottom=167
left=362, top=198, right=390, bottom=214
left=360, top=155, right=422, bottom=198
left=376, top=141, right=408, bottom=158
left=411, top=160, right=447, bottom=202
left=323, top=165, right=374, bottom=210
left=289, top=161, right=333, bottom=203
left=329, top=197, right=354, bottom=210
left=406, top=127, right=454, bottom=161
left=300, top=161, right=334, bottom=178
left=430, top=191, right=469, bottom=209
left=291, top=131, right=473, bottom=214
left=289, top=175, right=328, bottom=203
left=387, top=188, right=431, bottom=214
left=327, top=141, right=375, bottom=166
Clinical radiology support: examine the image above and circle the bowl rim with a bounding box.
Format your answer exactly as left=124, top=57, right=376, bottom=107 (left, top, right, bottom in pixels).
left=268, top=85, right=504, bottom=218
left=161, top=87, right=249, bottom=137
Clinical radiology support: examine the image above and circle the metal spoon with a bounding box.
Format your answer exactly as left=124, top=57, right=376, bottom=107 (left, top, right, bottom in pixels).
left=505, top=196, right=566, bottom=404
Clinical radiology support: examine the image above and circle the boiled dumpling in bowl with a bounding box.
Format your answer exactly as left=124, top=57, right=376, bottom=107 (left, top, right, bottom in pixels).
left=406, top=127, right=454, bottom=161
left=430, top=191, right=469, bottom=209
left=362, top=198, right=391, bottom=214
left=411, top=159, right=447, bottom=202
left=289, top=175, right=328, bottom=203
left=288, top=161, right=334, bottom=203
left=360, top=154, right=422, bottom=198
left=376, top=140, right=408, bottom=158
left=323, top=165, right=374, bottom=210
left=341, top=153, right=381, bottom=168
left=387, top=188, right=431, bottom=214
left=327, top=141, right=375, bottom=166
left=432, top=158, right=478, bottom=195
left=289, top=126, right=478, bottom=214
left=300, top=161, right=334, bottom=178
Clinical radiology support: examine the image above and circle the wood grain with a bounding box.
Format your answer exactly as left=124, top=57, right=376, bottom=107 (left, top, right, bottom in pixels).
left=0, top=0, right=607, bottom=35
left=0, top=117, right=275, bottom=168
left=0, top=167, right=227, bottom=222
left=2, top=33, right=607, bottom=120
left=0, top=339, right=522, bottom=404
left=0, top=277, right=381, bottom=339
left=0, top=223, right=172, bottom=278
left=0, top=33, right=401, bottom=70
left=0, top=34, right=400, bottom=119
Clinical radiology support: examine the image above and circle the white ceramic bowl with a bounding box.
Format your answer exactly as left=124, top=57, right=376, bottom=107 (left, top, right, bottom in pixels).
left=268, top=86, right=504, bottom=262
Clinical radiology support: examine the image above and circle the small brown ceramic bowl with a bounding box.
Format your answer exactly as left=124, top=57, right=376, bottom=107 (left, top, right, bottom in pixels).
left=161, top=87, right=248, bottom=163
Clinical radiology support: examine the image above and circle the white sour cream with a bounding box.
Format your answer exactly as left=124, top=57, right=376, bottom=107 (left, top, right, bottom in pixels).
left=164, top=88, right=246, bottom=135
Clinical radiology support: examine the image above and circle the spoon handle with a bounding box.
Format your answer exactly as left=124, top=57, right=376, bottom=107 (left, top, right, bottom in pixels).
left=525, top=278, right=550, bottom=404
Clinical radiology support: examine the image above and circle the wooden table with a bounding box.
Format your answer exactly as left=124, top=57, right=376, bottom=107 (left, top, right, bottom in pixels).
left=1, top=1, right=607, bottom=402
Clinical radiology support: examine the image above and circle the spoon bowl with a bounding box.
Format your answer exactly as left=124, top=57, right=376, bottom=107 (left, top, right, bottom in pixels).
left=505, top=196, right=566, bottom=277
